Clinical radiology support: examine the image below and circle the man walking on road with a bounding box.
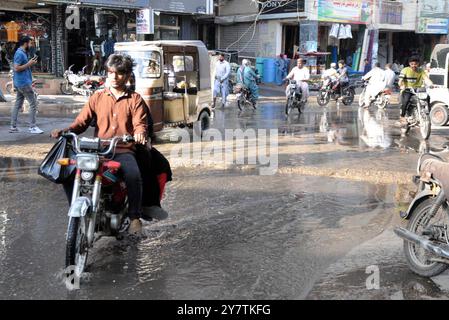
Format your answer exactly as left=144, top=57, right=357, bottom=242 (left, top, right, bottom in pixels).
left=213, top=53, right=231, bottom=109
left=10, top=36, right=42, bottom=134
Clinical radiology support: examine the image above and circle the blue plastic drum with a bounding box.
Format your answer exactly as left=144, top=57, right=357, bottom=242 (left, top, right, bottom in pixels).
left=263, top=58, right=276, bottom=83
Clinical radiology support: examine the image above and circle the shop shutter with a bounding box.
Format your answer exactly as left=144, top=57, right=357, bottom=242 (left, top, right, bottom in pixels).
left=220, top=23, right=259, bottom=57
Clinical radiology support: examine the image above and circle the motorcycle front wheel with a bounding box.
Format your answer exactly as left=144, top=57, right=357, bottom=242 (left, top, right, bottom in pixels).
left=237, top=98, right=243, bottom=111
left=419, top=111, right=431, bottom=140
left=60, top=81, right=74, bottom=95
left=403, top=198, right=449, bottom=277
left=317, top=89, right=330, bottom=106
left=285, top=98, right=292, bottom=115
left=251, top=100, right=257, bottom=110
left=66, top=217, right=88, bottom=277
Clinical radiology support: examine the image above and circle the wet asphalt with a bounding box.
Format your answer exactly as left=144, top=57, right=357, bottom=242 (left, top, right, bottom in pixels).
left=1, top=89, right=449, bottom=299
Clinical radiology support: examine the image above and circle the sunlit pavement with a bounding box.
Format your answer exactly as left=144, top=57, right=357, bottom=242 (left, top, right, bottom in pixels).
left=1, top=91, right=449, bottom=299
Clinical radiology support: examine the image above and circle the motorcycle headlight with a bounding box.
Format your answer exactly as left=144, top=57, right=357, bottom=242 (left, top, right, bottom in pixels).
left=418, top=92, right=428, bottom=100
left=76, top=154, right=99, bottom=171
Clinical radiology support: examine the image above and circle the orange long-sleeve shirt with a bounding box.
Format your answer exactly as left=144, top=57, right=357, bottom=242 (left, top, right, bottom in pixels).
left=67, top=88, right=148, bottom=153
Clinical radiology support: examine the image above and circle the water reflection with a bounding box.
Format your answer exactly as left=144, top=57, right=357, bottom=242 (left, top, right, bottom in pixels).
left=319, top=108, right=358, bottom=145
left=358, top=107, right=392, bottom=149
left=0, top=157, right=39, bottom=182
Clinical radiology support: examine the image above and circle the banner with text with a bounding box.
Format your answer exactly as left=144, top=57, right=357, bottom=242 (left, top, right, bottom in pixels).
left=259, top=0, right=305, bottom=15
left=137, top=8, right=154, bottom=34
left=317, top=0, right=373, bottom=24
left=416, top=17, right=449, bottom=34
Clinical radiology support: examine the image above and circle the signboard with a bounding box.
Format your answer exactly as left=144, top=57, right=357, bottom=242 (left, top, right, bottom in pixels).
left=48, top=0, right=149, bottom=9
left=150, top=0, right=214, bottom=14
left=258, top=0, right=305, bottom=15
left=137, top=8, right=154, bottom=34
left=317, top=0, right=373, bottom=24
left=299, top=21, right=318, bottom=53
left=417, top=17, right=449, bottom=34
left=420, top=0, right=448, bottom=19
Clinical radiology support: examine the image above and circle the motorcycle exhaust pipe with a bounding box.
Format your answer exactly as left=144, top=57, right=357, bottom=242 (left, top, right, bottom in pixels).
left=394, top=227, right=449, bottom=259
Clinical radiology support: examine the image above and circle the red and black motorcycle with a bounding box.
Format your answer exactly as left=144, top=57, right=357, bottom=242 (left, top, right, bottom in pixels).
left=58, top=132, right=136, bottom=277
left=316, top=76, right=356, bottom=107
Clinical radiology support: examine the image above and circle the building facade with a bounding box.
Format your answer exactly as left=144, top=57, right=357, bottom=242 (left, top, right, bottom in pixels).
left=0, top=0, right=214, bottom=78
left=215, top=0, right=449, bottom=72
left=215, top=0, right=309, bottom=59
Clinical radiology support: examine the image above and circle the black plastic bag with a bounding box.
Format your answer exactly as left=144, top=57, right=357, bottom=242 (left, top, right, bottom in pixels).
left=38, top=137, right=76, bottom=184
left=135, top=145, right=172, bottom=207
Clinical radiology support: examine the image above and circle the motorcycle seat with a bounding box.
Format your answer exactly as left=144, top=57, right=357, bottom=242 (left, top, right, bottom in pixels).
left=87, top=76, right=104, bottom=82
left=419, top=158, right=449, bottom=196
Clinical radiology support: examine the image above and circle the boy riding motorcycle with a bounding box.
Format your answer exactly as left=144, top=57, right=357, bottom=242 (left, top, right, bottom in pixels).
left=51, top=54, right=166, bottom=235
left=397, top=55, right=433, bottom=125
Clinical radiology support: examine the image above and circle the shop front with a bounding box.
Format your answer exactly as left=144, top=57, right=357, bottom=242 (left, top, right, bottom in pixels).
left=0, top=2, right=53, bottom=74
left=43, top=0, right=149, bottom=75
left=65, top=6, right=139, bottom=75
left=314, top=0, right=373, bottom=72
left=148, top=0, right=214, bottom=43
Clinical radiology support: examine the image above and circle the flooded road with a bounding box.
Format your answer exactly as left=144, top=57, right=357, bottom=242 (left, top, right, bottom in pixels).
left=1, top=93, right=449, bottom=299
left=0, top=168, right=396, bottom=299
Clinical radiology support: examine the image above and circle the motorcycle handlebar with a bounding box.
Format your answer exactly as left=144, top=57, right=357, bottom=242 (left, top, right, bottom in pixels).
left=62, top=132, right=135, bottom=155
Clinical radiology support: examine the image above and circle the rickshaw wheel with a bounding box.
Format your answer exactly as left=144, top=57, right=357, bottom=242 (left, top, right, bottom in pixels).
left=430, top=103, right=449, bottom=127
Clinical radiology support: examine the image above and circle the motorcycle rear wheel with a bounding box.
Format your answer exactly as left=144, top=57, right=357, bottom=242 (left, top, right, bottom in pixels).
left=66, top=217, right=88, bottom=277
left=403, top=198, right=448, bottom=277
left=317, top=89, right=330, bottom=106
left=342, top=88, right=355, bottom=106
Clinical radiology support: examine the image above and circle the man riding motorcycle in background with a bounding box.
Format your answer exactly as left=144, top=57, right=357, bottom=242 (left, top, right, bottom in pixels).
left=361, top=62, right=386, bottom=108
left=51, top=54, right=166, bottom=235
left=397, top=55, right=433, bottom=126
left=334, top=60, right=349, bottom=97
left=236, top=59, right=259, bottom=106
left=284, top=58, right=310, bottom=104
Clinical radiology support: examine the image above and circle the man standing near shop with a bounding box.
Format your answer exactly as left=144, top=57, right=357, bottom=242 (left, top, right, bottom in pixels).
left=10, top=36, right=42, bottom=134
left=213, top=53, right=231, bottom=109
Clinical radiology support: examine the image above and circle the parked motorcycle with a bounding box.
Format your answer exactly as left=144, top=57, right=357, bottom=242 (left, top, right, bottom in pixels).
left=394, top=149, right=449, bottom=277
left=58, top=132, right=136, bottom=277
left=316, top=77, right=356, bottom=106
left=5, top=70, right=14, bottom=95
left=285, top=79, right=305, bottom=115
left=399, top=87, right=431, bottom=140
left=358, top=80, right=392, bottom=109
left=60, top=65, right=105, bottom=96
left=233, top=83, right=257, bottom=111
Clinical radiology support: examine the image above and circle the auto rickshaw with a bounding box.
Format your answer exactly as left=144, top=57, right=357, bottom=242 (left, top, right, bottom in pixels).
left=114, top=40, right=212, bottom=135
left=427, top=44, right=449, bottom=126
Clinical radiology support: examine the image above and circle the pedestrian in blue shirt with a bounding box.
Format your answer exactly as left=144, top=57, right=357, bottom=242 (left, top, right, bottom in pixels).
left=10, top=36, right=43, bottom=134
